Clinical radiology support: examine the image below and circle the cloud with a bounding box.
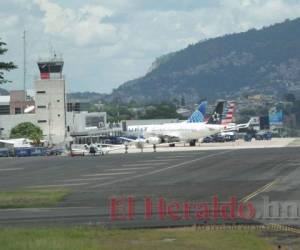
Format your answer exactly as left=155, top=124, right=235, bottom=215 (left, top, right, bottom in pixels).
left=94, top=0, right=216, bottom=12
left=1, top=0, right=300, bottom=93
left=34, top=0, right=118, bottom=46
left=193, top=0, right=300, bottom=38
left=0, top=14, right=19, bottom=29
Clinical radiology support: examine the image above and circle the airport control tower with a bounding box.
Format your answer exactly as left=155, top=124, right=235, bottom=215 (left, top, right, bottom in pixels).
left=35, top=55, right=66, bottom=145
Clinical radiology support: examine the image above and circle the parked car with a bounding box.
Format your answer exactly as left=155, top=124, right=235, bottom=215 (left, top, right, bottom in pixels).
left=255, top=133, right=264, bottom=140
left=255, top=131, right=273, bottom=141
left=202, top=136, right=214, bottom=143
left=48, top=147, right=65, bottom=156
left=224, top=134, right=236, bottom=142
left=263, top=132, right=273, bottom=140
left=213, top=134, right=226, bottom=143
left=244, top=134, right=253, bottom=142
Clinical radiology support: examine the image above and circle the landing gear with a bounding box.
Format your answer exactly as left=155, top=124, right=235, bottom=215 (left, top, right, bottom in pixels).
left=169, top=143, right=175, bottom=147
left=153, top=144, right=157, bottom=152
left=189, top=140, right=196, bottom=147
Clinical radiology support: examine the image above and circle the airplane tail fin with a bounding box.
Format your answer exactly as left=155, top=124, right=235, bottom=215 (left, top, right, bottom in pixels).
left=233, top=117, right=256, bottom=131
left=207, top=101, right=226, bottom=124
left=244, top=117, right=256, bottom=128
left=206, top=101, right=236, bottom=125
left=221, top=101, right=236, bottom=125
left=187, top=101, right=208, bottom=123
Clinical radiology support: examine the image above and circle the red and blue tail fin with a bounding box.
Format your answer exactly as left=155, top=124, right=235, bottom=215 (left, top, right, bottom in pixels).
left=221, top=101, right=236, bottom=125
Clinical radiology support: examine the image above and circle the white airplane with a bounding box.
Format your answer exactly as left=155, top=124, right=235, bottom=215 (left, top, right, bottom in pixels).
left=224, top=117, right=257, bottom=132
left=143, top=122, right=225, bottom=145
left=70, top=143, right=124, bottom=156
left=0, top=138, right=32, bottom=148
left=93, top=143, right=125, bottom=155
left=127, top=101, right=208, bottom=137
left=70, top=144, right=90, bottom=156
left=122, top=101, right=230, bottom=148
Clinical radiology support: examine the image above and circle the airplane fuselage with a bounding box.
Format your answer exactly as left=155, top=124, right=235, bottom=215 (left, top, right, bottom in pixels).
left=128, top=123, right=225, bottom=142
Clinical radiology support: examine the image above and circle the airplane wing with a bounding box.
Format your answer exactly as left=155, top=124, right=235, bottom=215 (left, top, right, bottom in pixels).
left=104, top=146, right=125, bottom=153
left=0, top=140, right=15, bottom=145
left=98, top=143, right=123, bottom=147
left=119, top=137, right=137, bottom=142
left=223, top=118, right=253, bottom=132
left=155, top=132, right=181, bottom=139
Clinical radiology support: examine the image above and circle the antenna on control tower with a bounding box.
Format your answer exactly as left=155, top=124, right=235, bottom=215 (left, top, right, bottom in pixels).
left=22, top=30, right=27, bottom=101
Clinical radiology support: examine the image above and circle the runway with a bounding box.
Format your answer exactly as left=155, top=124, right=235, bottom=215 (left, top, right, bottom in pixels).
left=0, top=147, right=300, bottom=228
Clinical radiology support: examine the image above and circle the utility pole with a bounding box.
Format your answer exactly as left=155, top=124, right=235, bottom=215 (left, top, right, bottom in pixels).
left=22, top=30, right=27, bottom=101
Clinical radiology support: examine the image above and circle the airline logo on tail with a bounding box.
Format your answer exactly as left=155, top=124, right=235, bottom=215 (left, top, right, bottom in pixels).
left=221, top=101, right=236, bottom=125
left=207, top=101, right=236, bottom=125
left=187, top=101, right=208, bottom=123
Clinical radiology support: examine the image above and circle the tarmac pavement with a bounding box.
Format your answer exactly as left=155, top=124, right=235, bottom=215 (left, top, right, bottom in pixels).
left=0, top=144, right=299, bottom=228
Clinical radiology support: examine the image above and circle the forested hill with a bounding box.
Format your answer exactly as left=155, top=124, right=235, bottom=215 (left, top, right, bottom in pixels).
left=109, top=18, right=300, bottom=104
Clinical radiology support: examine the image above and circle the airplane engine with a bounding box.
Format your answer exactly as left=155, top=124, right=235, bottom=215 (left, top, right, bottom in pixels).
left=146, top=137, right=162, bottom=145
left=135, top=141, right=145, bottom=149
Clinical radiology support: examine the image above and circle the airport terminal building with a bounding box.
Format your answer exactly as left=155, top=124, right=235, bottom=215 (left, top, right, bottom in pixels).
left=0, top=56, right=116, bottom=146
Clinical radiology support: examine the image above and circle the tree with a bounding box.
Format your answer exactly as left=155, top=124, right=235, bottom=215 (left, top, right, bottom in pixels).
left=180, top=96, right=186, bottom=107
left=140, top=103, right=184, bottom=119
left=0, top=39, right=17, bottom=84
left=10, top=122, right=43, bottom=145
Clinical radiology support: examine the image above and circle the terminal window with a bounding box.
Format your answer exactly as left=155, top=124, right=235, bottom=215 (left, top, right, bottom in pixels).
left=85, top=116, right=105, bottom=128
left=67, top=103, right=73, bottom=112
left=15, top=108, right=21, bottom=114
left=74, top=103, right=80, bottom=112
left=67, top=103, right=80, bottom=112
left=0, top=105, right=10, bottom=115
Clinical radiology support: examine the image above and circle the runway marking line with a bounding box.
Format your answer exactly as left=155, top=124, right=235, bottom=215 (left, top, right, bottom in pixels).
left=106, top=167, right=153, bottom=171
left=26, top=183, right=89, bottom=189
left=57, top=177, right=113, bottom=182
left=157, top=155, right=190, bottom=158
left=122, top=163, right=166, bottom=167
left=83, top=172, right=135, bottom=177
left=91, top=150, right=231, bottom=188
left=0, top=168, right=23, bottom=171
left=155, top=155, right=204, bottom=159
left=140, top=160, right=175, bottom=163
left=0, top=207, right=96, bottom=212
left=240, top=179, right=279, bottom=203
left=153, top=156, right=197, bottom=160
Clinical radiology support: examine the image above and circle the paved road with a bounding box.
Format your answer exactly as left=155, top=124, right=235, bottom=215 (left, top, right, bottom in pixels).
left=0, top=147, right=299, bottom=228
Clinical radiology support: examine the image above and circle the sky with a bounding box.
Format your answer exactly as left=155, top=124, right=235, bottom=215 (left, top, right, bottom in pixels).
left=1, top=0, right=300, bottom=94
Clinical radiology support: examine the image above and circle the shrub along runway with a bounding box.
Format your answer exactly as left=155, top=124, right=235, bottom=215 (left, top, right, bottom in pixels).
left=0, top=147, right=299, bottom=228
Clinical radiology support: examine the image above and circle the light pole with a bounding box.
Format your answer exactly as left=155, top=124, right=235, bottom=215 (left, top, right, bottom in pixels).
left=0, top=128, right=4, bottom=138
